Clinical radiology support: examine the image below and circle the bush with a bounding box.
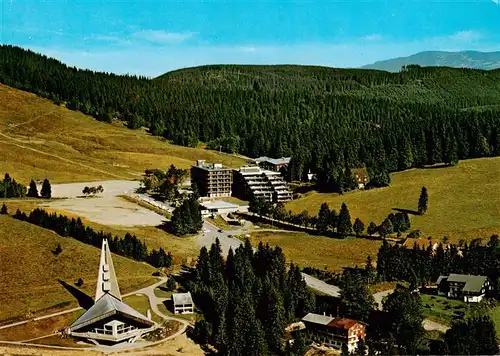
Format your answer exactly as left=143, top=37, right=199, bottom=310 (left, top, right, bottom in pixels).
left=75, top=278, right=84, bottom=287
left=52, top=243, right=63, bottom=256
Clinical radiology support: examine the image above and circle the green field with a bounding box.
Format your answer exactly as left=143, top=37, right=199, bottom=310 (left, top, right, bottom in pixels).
left=249, top=231, right=381, bottom=271
left=122, top=294, right=163, bottom=324
left=420, top=294, right=470, bottom=326
left=490, top=306, right=500, bottom=338
left=0, top=84, right=246, bottom=184
left=0, top=198, right=201, bottom=267
left=287, top=158, right=500, bottom=242
left=0, top=215, right=156, bottom=321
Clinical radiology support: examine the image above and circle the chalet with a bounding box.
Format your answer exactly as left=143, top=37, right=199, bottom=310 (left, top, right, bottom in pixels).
left=68, top=239, right=155, bottom=343
left=301, top=313, right=365, bottom=353
left=172, top=292, right=194, bottom=314
left=437, top=274, right=490, bottom=303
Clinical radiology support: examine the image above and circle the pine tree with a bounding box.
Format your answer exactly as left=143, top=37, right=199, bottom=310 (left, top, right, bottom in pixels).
left=367, top=222, right=378, bottom=236
left=0, top=203, right=7, bottom=215
left=337, top=202, right=353, bottom=236
left=418, top=186, right=428, bottom=215
left=27, top=180, right=39, bottom=198
left=379, top=218, right=393, bottom=238
left=353, top=218, right=365, bottom=237
left=340, top=269, right=374, bottom=321
left=40, top=178, right=52, bottom=198
left=316, top=202, right=331, bottom=234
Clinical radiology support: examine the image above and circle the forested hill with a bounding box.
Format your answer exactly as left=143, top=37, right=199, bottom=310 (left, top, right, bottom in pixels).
left=1, top=45, right=500, bottom=191
left=363, top=50, right=500, bottom=72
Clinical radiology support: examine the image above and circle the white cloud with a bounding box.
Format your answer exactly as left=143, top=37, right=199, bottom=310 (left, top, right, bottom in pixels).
left=361, top=34, right=382, bottom=41
left=448, top=30, right=482, bottom=42
left=132, top=30, right=195, bottom=43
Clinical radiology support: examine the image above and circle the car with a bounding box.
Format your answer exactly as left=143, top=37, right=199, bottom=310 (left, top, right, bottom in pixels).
left=218, top=229, right=223, bottom=233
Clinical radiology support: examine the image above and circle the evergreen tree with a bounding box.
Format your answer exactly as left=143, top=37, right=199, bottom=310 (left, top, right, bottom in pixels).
left=365, top=255, right=376, bottom=285
left=0, top=203, right=7, bottom=215
left=418, top=186, right=428, bottom=215
left=27, top=180, right=39, bottom=198
left=40, top=178, right=52, bottom=198
left=316, top=202, right=331, bottom=234
left=353, top=218, right=365, bottom=237
left=340, top=269, right=374, bottom=321
left=337, top=203, right=353, bottom=236
left=445, top=315, right=499, bottom=355
left=367, top=222, right=378, bottom=236
left=383, top=285, right=424, bottom=354
left=379, top=218, right=393, bottom=237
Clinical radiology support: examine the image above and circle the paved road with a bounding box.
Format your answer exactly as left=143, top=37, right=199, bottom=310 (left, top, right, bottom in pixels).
left=0, top=277, right=191, bottom=353
left=196, top=220, right=344, bottom=297
left=196, top=219, right=399, bottom=302
left=301, top=273, right=341, bottom=297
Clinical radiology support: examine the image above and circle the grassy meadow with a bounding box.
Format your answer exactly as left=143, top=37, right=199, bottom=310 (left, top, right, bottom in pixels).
left=0, top=84, right=246, bottom=184
left=249, top=231, right=381, bottom=271
left=0, top=198, right=201, bottom=266
left=287, top=158, right=500, bottom=242
left=0, top=215, right=157, bottom=321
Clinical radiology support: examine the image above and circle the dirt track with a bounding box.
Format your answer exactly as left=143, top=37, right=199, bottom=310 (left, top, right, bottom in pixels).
left=41, top=180, right=166, bottom=227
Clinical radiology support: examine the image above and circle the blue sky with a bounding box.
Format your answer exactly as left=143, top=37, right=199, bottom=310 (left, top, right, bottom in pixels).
left=1, top=0, right=500, bottom=77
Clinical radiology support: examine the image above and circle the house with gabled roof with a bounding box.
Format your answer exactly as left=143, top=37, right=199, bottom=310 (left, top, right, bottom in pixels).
left=301, top=313, right=365, bottom=353
left=68, top=239, right=155, bottom=343
left=437, top=273, right=490, bottom=303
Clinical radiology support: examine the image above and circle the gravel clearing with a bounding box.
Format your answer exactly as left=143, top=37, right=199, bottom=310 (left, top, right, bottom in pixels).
left=40, top=180, right=166, bottom=227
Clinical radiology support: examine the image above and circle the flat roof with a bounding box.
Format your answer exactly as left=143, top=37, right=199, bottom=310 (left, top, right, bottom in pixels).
left=172, top=292, right=193, bottom=305
left=201, top=200, right=241, bottom=210
left=254, top=157, right=291, bottom=165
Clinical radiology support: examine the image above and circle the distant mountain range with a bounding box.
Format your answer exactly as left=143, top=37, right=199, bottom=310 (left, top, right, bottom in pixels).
left=362, top=51, right=500, bottom=72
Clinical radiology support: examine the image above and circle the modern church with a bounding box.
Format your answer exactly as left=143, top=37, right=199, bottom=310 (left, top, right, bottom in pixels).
left=68, top=239, right=155, bottom=343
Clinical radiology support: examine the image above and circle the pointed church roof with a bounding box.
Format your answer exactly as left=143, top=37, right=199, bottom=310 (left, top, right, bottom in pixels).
left=69, top=238, right=154, bottom=332
left=95, top=238, right=121, bottom=302
left=70, top=294, right=153, bottom=331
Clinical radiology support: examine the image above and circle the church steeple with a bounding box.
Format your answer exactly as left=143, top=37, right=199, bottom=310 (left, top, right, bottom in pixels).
left=95, top=238, right=121, bottom=301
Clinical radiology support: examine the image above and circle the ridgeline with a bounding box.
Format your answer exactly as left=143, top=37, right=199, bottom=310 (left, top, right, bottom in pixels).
left=1, top=45, right=500, bottom=191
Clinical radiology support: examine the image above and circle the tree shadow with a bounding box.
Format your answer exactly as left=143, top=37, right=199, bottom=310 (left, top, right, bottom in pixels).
left=392, top=207, right=421, bottom=216
left=421, top=163, right=453, bottom=169
left=58, top=279, right=94, bottom=310
left=156, top=221, right=175, bottom=234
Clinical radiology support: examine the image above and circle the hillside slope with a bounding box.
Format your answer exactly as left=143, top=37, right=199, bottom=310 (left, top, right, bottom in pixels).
left=0, top=215, right=155, bottom=321
left=287, top=157, right=500, bottom=241
left=362, top=51, right=500, bottom=72
left=0, top=84, right=246, bottom=184
left=1, top=46, right=500, bottom=191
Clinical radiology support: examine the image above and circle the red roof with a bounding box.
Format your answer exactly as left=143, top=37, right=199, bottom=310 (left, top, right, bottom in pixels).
left=327, top=318, right=358, bottom=329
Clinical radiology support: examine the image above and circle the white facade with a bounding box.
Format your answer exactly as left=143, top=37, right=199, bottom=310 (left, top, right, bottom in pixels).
left=172, top=292, right=194, bottom=315
left=463, top=294, right=485, bottom=303
left=200, top=200, right=248, bottom=217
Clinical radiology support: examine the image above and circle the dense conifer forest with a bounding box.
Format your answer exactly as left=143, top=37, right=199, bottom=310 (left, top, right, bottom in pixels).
left=1, top=46, right=500, bottom=190
left=185, top=239, right=315, bottom=355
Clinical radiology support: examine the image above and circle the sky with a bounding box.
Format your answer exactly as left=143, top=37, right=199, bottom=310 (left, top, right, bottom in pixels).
left=1, top=0, right=500, bottom=77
